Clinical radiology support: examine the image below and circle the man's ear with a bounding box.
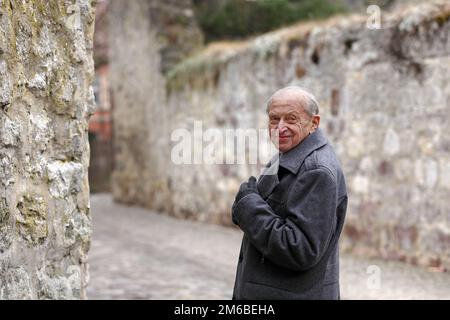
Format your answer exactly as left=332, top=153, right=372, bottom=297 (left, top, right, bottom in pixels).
left=311, top=115, right=320, bottom=131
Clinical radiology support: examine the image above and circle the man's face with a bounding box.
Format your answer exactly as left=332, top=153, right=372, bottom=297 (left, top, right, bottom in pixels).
left=267, top=96, right=317, bottom=153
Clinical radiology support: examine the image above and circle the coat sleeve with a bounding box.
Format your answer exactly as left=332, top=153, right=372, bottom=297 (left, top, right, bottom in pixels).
left=232, top=168, right=338, bottom=271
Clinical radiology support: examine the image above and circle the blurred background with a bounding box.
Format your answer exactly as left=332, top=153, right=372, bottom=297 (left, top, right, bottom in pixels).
left=86, top=0, right=450, bottom=299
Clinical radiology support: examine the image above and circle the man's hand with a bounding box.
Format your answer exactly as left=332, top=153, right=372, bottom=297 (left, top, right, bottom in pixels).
left=232, top=176, right=258, bottom=225
left=236, top=176, right=258, bottom=203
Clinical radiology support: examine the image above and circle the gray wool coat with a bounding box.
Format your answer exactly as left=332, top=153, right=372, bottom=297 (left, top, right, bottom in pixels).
left=232, top=128, right=347, bottom=300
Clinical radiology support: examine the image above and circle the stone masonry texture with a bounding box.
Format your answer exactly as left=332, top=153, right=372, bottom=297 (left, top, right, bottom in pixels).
left=110, top=1, right=450, bottom=270
left=109, top=0, right=203, bottom=212
left=0, top=0, right=96, bottom=299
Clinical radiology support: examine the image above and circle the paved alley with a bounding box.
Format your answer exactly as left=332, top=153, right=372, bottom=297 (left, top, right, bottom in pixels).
left=87, top=194, right=450, bottom=300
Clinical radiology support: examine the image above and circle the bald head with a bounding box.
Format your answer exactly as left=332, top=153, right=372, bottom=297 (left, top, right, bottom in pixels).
left=266, top=86, right=319, bottom=116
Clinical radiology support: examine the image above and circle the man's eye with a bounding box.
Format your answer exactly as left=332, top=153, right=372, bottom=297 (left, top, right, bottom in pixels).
left=270, top=118, right=280, bottom=124
left=286, top=117, right=297, bottom=123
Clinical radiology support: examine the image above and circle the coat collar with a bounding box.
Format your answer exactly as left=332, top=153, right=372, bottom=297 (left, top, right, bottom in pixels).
left=278, top=128, right=328, bottom=174
left=257, top=128, right=328, bottom=199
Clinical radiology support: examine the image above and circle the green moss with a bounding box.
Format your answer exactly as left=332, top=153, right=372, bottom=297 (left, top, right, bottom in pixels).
left=3, top=0, right=17, bottom=59
left=34, top=0, right=67, bottom=23
left=0, top=198, right=10, bottom=227
left=166, top=52, right=225, bottom=92
left=16, top=194, right=48, bottom=246
left=48, top=64, right=75, bottom=114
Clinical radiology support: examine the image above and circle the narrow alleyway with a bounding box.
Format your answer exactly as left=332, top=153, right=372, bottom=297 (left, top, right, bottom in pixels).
left=87, top=194, right=450, bottom=300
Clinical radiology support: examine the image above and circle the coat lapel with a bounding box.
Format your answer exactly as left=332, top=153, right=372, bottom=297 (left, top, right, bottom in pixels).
left=257, top=129, right=328, bottom=199
left=278, top=128, right=328, bottom=174
left=257, top=157, right=280, bottom=199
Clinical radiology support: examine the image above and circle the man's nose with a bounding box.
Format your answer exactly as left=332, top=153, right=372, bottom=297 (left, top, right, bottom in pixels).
left=277, top=120, right=288, bottom=134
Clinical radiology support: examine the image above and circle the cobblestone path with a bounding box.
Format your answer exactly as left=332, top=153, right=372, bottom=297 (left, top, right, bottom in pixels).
left=87, top=194, right=450, bottom=300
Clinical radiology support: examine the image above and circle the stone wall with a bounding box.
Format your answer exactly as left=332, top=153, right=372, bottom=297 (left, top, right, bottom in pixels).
left=0, top=0, right=96, bottom=299
left=109, top=0, right=203, bottom=211
left=111, top=1, right=450, bottom=269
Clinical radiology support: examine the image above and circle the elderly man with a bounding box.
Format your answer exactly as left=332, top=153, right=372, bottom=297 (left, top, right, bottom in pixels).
left=231, top=86, right=347, bottom=300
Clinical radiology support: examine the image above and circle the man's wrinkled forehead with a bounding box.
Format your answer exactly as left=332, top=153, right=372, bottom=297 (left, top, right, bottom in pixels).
left=268, top=97, right=308, bottom=115
left=268, top=88, right=310, bottom=111
left=268, top=102, right=305, bottom=118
